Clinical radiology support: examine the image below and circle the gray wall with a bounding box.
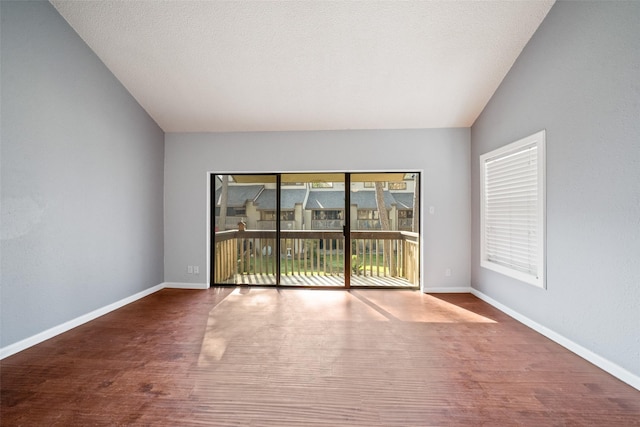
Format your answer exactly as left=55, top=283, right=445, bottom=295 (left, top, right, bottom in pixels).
left=165, top=129, right=470, bottom=290
left=1, top=1, right=165, bottom=347
left=471, top=2, right=639, bottom=377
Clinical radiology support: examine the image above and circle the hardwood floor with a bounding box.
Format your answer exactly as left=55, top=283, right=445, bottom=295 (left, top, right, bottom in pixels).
left=1, top=288, right=638, bottom=426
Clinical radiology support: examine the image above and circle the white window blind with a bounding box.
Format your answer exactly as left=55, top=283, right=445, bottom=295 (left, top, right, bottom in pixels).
left=480, top=131, right=545, bottom=288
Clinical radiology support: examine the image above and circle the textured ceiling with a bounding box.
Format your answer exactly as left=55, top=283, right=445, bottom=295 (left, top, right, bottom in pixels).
left=50, top=0, right=554, bottom=133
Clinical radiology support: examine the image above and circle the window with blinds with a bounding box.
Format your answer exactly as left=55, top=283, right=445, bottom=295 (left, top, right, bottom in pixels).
left=480, top=130, right=546, bottom=288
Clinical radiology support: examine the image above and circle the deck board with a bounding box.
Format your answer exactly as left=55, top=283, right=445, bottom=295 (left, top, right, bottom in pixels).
left=230, top=273, right=417, bottom=288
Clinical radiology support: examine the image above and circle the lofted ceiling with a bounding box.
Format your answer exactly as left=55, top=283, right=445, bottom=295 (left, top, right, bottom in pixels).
left=50, top=0, right=554, bottom=133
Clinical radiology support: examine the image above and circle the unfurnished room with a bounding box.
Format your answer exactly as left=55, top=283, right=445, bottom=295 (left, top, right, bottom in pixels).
left=1, top=1, right=638, bottom=425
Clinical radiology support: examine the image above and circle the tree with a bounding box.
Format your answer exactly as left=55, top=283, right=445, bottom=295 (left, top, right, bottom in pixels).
left=374, top=181, right=396, bottom=276
left=218, top=175, right=229, bottom=231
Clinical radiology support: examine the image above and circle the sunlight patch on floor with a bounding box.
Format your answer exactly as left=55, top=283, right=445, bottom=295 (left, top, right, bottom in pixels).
left=353, top=291, right=497, bottom=324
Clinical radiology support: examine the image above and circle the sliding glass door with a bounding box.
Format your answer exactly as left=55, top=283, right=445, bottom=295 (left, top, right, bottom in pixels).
left=349, top=173, right=420, bottom=288
left=211, top=174, right=278, bottom=285
left=279, top=173, right=346, bottom=287
left=211, top=172, right=420, bottom=289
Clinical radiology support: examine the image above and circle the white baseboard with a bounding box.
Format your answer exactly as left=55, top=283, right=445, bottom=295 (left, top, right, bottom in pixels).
left=163, top=282, right=209, bottom=290
left=0, top=283, right=165, bottom=360
left=423, top=286, right=472, bottom=293
left=471, top=288, right=640, bottom=391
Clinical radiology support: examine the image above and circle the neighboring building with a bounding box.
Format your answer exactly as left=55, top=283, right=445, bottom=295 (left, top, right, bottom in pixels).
left=254, top=188, right=307, bottom=230
left=213, top=184, right=263, bottom=230
left=391, top=192, right=415, bottom=231
left=214, top=179, right=418, bottom=232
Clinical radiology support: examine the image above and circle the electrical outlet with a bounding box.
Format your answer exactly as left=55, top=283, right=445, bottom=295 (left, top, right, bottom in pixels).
left=429, top=206, right=435, bottom=215
left=194, top=266, right=199, bottom=274
left=445, top=268, right=452, bottom=277
left=187, top=265, right=193, bottom=274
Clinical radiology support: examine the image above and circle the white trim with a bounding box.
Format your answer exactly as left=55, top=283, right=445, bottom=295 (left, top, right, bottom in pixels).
left=0, top=283, right=165, bottom=360
left=423, top=286, right=472, bottom=293
left=163, top=282, right=209, bottom=290
left=471, top=289, right=640, bottom=391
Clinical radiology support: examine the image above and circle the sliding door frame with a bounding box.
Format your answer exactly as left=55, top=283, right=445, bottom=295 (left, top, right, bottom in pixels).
left=209, top=171, right=421, bottom=290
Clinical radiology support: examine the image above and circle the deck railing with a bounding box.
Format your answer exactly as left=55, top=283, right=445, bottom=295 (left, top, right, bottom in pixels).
left=213, top=229, right=419, bottom=286
left=215, top=216, right=246, bottom=230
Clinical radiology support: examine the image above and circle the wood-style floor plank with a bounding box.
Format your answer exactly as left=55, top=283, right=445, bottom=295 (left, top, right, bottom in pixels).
left=1, top=288, right=638, bottom=426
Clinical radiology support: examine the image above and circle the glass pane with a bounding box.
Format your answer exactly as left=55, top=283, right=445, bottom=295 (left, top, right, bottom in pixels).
left=213, top=174, right=277, bottom=285
left=350, top=172, right=420, bottom=288
left=280, top=173, right=345, bottom=287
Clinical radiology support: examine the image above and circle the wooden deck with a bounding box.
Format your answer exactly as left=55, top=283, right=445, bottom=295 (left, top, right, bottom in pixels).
left=2, top=288, right=638, bottom=426
left=230, top=273, right=417, bottom=288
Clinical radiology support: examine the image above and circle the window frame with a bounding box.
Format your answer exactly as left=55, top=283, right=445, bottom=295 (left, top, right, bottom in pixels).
left=480, top=130, right=546, bottom=289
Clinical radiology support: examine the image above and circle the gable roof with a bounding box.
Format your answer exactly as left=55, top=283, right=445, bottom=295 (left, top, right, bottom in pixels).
left=214, top=185, right=263, bottom=207
left=305, top=191, right=344, bottom=210
left=254, top=189, right=307, bottom=210
left=391, top=192, right=414, bottom=210
left=350, top=190, right=396, bottom=209
left=305, top=190, right=396, bottom=210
